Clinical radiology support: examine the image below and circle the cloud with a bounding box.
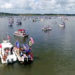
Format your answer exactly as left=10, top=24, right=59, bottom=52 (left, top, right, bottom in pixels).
left=30, top=0, right=56, bottom=10
left=0, top=3, right=13, bottom=9
left=0, top=0, right=75, bottom=14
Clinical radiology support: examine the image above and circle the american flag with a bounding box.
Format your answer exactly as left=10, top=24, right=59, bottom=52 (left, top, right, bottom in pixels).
left=30, top=37, right=34, bottom=44
left=0, top=44, right=2, bottom=48
left=7, top=34, right=11, bottom=40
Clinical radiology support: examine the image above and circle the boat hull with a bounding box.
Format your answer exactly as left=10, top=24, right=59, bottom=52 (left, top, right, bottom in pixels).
left=59, top=24, right=65, bottom=28
left=42, top=28, right=52, bottom=32
left=18, top=58, right=33, bottom=65
left=14, top=32, right=28, bottom=37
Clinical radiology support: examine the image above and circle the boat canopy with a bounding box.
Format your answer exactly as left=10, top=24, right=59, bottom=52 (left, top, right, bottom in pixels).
left=18, top=29, right=25, bottom=32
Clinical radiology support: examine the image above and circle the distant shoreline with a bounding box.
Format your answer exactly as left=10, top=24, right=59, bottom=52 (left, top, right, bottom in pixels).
left=0, top=12, right=75, bottom=16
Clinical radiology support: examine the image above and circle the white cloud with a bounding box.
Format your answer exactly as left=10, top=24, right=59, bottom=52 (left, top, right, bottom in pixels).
left=0, top=0, right=75, bottom=14
left=0, top=3, right=13, bottom=9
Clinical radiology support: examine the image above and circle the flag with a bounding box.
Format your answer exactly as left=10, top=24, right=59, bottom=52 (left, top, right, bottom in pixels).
left=23, top=44, right=29, bottom=50
left=29, top=41, right=32, bottom=47
left=30, top=37, right=34, bottom=44
left=25, top=44, right=29, bottom=50
left=30, top=53, right=33, bottom=61
left=0, top=44, right=2, bottom=48
left=7, top=34, right=11, bottom=40
left=16, top=41, right=20, bottom=48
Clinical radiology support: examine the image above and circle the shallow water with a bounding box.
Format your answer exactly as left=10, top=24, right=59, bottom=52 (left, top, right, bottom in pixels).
left=0, top=16, right=75, bottom=75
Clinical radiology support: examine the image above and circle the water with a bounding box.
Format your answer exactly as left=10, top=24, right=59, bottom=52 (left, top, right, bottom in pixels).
left=0, top=16, right=75, bottom=75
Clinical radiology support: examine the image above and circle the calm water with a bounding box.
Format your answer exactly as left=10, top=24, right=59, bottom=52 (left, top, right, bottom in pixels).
left=0, top=16, right=75, bottom=75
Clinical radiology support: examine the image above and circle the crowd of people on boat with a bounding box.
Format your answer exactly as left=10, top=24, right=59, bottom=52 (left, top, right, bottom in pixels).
left=13, top=40, right=34, bottom=63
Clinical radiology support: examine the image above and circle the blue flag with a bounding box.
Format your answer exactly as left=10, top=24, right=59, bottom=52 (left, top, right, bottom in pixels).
left=16, top=41, right=20, bottom=48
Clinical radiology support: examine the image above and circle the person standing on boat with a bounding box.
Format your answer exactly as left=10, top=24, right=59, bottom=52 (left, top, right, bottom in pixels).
left=23, top=44, right=27, bottom=53
left=26, top=48, right=31, bottom=55
left=23, top=54, right=28, bottom=61
left=15, top=41, right=20, bottom=55
left=20, top=47, right=24, bottom=57
left=16, top=41, right=20, bottom=48
left=5, top=48, right=9, bottom=55
left=11, top=47, right=14, bottom=54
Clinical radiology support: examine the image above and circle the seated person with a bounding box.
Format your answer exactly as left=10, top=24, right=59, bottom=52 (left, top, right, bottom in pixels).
left=26, top=48, right=31, bottom=55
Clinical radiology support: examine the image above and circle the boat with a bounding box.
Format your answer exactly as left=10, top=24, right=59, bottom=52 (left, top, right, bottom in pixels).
left=42, top=26, right=52, bottom=32
left=14, top=29, right=28, bottom=37
left=0, top=40, right=17, bottom=64
left=59, top=22, right=65, bottom=28
left=17, top=21, right=22, bottom=25
left=16, top=19, right=22, bottom=25
left=9, top=18, right=14, bottom=27
left=9, top=24, right=13, bottom=27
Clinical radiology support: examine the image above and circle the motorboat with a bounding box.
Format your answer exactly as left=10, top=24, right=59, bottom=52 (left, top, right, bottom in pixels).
left=14, top=29, right=28, bottom=37
left=9, top=18, right=14, bottom=27
left=42, top=26, right=52, bottom=32
left=17, top=21, right=22, bottom=25
left=0, top=40, right=17, bottom=64
left=16, top=19, right=22, bottom=25
left=9, top=24, right=13, bottom=27
left=59, top=22, right=65, bottom=28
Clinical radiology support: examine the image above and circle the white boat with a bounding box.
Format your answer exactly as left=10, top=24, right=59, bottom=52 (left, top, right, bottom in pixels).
left=59, top=24, right=65, bottom=28
left=42, top=26, right=52, bottom=32
left=14, top=29, right=28, bottom=37
left=0, top=40, right=17, bottom=64
left=59, top=22, right=65, bottom=28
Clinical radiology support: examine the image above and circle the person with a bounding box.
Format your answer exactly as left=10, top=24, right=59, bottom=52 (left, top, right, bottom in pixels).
left=18, top=47, right=23, bottom=57
left=20, top=51, right=23, bottom=57
left=26, top=48, right=31, bottom=55
left=23, top=54, right=28, bottom=62
left=15, top=41, right=20, bottom=48
left=5, top=48, right=9, bottom=55
left=14, top=46, right=20, bottom=55
left=23, top=54, right=28, bottom=59
left=2, top=54, right=7, bottom=61
left=11, top=47, right=13, bottom=54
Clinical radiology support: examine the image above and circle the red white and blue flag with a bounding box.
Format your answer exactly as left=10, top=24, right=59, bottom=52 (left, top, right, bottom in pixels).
left=0, top=44, right=2, bottom=48
left=30, top=37, right=34, bottom=44
left=7, top=34, right=11, bottom=40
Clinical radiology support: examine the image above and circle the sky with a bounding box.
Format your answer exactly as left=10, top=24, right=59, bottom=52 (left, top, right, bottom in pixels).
left=0, top=0, right=75, bottom=14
